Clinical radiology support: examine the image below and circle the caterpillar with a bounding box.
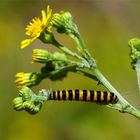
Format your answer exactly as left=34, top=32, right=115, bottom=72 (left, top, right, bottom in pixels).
left=50, top=90, right=118, bottom=104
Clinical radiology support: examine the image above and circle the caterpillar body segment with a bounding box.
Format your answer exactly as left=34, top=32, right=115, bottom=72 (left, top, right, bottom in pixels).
left=50, top=90, right=118, bottom=104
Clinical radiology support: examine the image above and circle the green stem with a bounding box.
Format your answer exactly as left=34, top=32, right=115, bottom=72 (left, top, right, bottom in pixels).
left=76, top=69, right=98, bottom=81
left=91, top=67, right=140, bottom=119
left=54, top=68, right=98, bottom=81
left=53, top=39, right=83, bottom=60
left=69, top=33, right=96, bottom=68
left=76, top=33, right=91, bottom=58
left=92, top=68, right=128, bottom=104
left=125, top=106, right=140, bottom=119
left=69, top=32, right=92, bottom=60
left=43, top=64, right=97, bottom=82
left=135, top=60, right=140, bottom=92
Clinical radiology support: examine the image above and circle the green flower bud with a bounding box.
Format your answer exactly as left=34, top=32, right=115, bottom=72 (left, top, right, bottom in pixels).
left=15, top=72, right=42, bottom=88
left=33, top=49, right=68, bottom=63
left=13, top=97, right=23, bottom=111
left=20, top=87, right=32, bottom=101
left=129, top=38, right=140, bottom=51
left=128, top=38, right=140, bottom=69
left=23, top=92, right=31, bottom=101
left=51, top=11, right=77, bottom=35
left=23, top=101, right=41, bottom=115
left=23, top=100, right=35, bottom=112
left=32, top=49, right=52, bottom=63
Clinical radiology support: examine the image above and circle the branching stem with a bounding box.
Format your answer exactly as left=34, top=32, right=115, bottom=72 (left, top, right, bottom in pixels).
left=91, top=67, right=140, bottom=119
left=53, top=39, right=83, bottom=60
left=75, top=31, right=140, bottom=119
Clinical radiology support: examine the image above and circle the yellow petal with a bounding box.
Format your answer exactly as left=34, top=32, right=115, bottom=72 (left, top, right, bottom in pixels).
left=21, top=39, right=32, bottom=49
left=15, top=78, right=22, bottom=83
left=41, top=10, right=47, bottom=25
left=20, top=36, right=38, bottom=49
left=16, top=72, right=24, bottom=77
left=41, top=5, right=52, bottom=25
left=47, top=5, right=50, bottom=13
left=47, top=7, right=52, bottom=20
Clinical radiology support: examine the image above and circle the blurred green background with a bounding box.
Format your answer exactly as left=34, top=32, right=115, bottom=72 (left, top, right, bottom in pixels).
left=1, top=0, right=140, bottom=139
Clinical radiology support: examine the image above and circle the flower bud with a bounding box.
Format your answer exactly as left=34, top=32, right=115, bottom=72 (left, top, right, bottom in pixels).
left=23, top=100, right=35, bottom=112
left=23, top=101, right=41, bottom=114
left=19, top=86, right=32, bottom=101
left=13, top=97, right=23, bottom=111
left=51, top=11, right=76, bottom=34
left=15, top=72, right=41, bottom=88
left=129, top=38, right=140, bottom=51
left=128, top=38, right=140, bottom=69
left=32, top=49, right=67, bottom=63
left=32, top=49, right=52, bottom=63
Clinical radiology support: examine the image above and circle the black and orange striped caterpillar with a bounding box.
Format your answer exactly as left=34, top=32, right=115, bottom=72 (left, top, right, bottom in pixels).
left=50, top=89, right=118, bottom=104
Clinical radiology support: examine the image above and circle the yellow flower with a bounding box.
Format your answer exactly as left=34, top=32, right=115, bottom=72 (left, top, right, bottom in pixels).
left=21, top=6, right=52, bottom=49
left=15, top=72, right=40, bottom=88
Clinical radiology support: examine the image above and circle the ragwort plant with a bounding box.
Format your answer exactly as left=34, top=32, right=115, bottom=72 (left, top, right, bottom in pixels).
left=12, top=6, right=140, bottom=119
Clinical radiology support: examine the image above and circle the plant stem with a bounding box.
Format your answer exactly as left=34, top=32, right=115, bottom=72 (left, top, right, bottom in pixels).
left=76, top=33, right=91, bottom=58
left=91, top=67, right=140, bottom=119
left=69, top=32, right=91, bottom=60
left=92, top=68, right=127, bottom=104
left=45, top=65, right=98, bottom=81
left=73, top=31, right=140, bottom=119
left=135, top=60, right=140, bottom=92
left=59, top=45, right=82, bottom=60
left=75, top=69, right=98, bottom=81
left=53, top=39, right=83, bottom=60
left=125, top=106, right=140, bottom=119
